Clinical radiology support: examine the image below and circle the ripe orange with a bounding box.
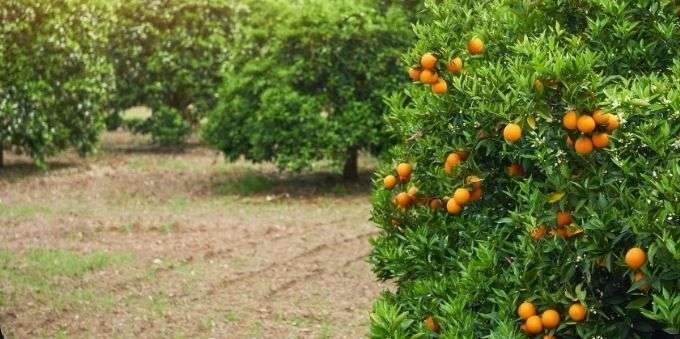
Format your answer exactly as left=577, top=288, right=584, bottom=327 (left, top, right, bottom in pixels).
left=421, top=53, right=437, bottom=70
left=517, top=302, right=536, bottom=320
left=444, top=153, right=461, bottom=174
left=408, top=68, right=421, bottom=81
left=634, top=271, right=651, bottom=293
left=606, top=114, right=620, bottom=131
left=383, top=175, right=397, bottom=189
left=453, top=188, right=470, bottom=205
left=419, top=69, right=439, bottom=84
left=424, top=315, right=440, bottom=332
left=467, top=37, right=485, bottom=55
left=430, top=198, right=443, bottom=210
left=432, top=79, right=448, bottom=94
left=525, top=315, right=544, bottom=335
left=625, top=247, right=646, bottom=269
left=503, top=123, right=522, bottom=143
left=563, top=111, right=578, bottom=130
left=592, top=109, right=608, bottom=125
left=556, top=211, right=572, bottom=227
left=465, top=175, right=481, bottom=189
left=534, top=79, right=544, bottom=93
left=407, top=186, right=419, bottom=198
left=568, top=303, right=586, bottom=322
left=455, top=150, right=469, bottom=161
left=577, top=115, right=596, bottom=134
left=506, top=163, right=525, bottom=177
left=591, top=133, right=609, bottom=148
left=541, top=309, right=560, bottom=329
left=575, top=136, right=593, bottom=155
left=446, top=199, right=462, bottom=215
left=469, top=187, right=482, bottom=201
left=396, top=163, right=412, bottom=179
left=531, top=225, right=547, bottom=241
left=447, top=57, right=464, bottom=74
left=395, top=192, right=411, bottom=208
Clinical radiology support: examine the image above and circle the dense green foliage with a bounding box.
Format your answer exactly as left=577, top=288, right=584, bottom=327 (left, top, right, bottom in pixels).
left=202, top=0, right=413, bottom=178
left=0, top=0, right=114, bottom=167
left=108, top=0, right=235, bottom=145
left=370, top=1, right=680, bottom=338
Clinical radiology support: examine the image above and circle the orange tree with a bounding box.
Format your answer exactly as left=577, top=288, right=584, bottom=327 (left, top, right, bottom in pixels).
left=369, top=1, right=680, bottom=338
left=201, top=0, right=413, bottom=179
left=0, top=0, right=114, bottom=167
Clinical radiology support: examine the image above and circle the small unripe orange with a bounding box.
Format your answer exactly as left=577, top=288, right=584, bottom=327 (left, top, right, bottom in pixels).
left=383, top=175, right=397, bottom=189
left=503, top=123, right=522, bottom=143
left=467, top=37, right=485, bottom=55
left=447, top=57, right=464, bottom=74
left=591, top=133, right=609, bottom=148
left=424, top=315, right=440, bottom=333
left=420, top=53, right=437, bottom=70
left=432, top=79, right=448, bottom=94
left=563, top=111, right=578, bottom=130
left=506, top=163, right=524, bottom=177
left=634, top=271, right=651, bottom=293
left=575, top=136, right=593, bottom=155
left=625, top=247, right=646, bottom=270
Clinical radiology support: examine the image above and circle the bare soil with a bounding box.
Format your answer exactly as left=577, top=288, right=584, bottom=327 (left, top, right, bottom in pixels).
left=0, top=131, right=384, bottom=338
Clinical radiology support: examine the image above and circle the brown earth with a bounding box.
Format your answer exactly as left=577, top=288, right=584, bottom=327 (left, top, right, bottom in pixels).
left=0, top=131, right=385, bottom=338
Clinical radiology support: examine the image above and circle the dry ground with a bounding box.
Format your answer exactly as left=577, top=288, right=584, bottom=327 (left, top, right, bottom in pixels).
left=0, top=131, right=385, bottom=338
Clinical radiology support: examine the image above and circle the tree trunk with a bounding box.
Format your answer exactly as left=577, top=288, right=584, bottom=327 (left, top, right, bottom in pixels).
left=0, top=143, right=4, bottom=168
left=342, top=146, right=359, bottom=181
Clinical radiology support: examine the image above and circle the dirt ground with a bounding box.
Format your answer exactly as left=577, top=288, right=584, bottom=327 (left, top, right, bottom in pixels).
left=0, top=131, right=385, bottom=338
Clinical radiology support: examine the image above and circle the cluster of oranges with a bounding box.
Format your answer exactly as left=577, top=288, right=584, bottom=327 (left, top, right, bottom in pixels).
left=530, top=210, right=583, bottom=241
left=625, top=247, right=651, bottom=293
left=408, top=37, right=485, bottom=95
left=563, top=109, right=619, bottom=155
left=517, top=301, right=587, bottom=337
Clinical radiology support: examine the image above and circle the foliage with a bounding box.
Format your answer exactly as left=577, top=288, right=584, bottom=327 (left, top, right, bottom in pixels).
left=0, top=0, right=114, bottom=167
left=369, top=1, right=680, bottom=338
left=107, top=0, right=236, bottom=145
left=202, top=0, right=414, bottom=178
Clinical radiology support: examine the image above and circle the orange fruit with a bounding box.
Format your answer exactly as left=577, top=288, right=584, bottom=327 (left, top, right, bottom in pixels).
left=506, top=163, right=525, bottom=177
left=634, top=271, right=651, bottom=293
left=396, top=163, right=412, bottom=179
left=553, top=226, right=569, bottom=238
left=568, top=303, right=587, bottom=322
left=517, top=302, right=536, bottom=320
left=444, top=153, right=461, bottom=174
left=432, top=79, right=448, bottom=94
left=455, top=150, right=469, bottom=161
left=407, top=186, right=419, bottom=198
left=469, top=187, right=482, bottom=201
left=531, top=225, right=547, bottom=241
left=625, top=247, right=646, bottom=269
left=446, top=199, right=462, bottom=215
left=606, top=114, right=620, bottom=131
left=556, top=211, right=572, bottom=227
left=467, top=37, right=485, bottom=55
left=575, top=136, right=593, bottom=155
left=577, top=115, right=596, bottom=134
left=592, top=109, right=608, bottom=125
left=541, top=309, right=560, bottom=329
left=419, top=69, right=439, bottom=84
left=543, top=335, right=557, bottom=339
left=430, top=198, right=443, bottom=210
left=420, top=53, right=437, bottom=70
left=383, top=175, right=397, bottom=189
left=395, top=192, right=411, bottom=208
left=525, top=315, right=543, bottom=335
left=534, top=79, right=544, bottom=93
left=503, top=123, right=522, bottom=143
left=408, top=68, right=421, bottom=81
left=591, top=133, right=609, bottom=148
left=563, top=111, right=578, bottom=130
left=465, top=176, right=481, bottom=189
left=447, top=57, right=464, bottom=74
left=424, top=315, right=440, bottom=332
left=520, top=323, right=529, bottom=334
left=453, top=188, right=470, bottom=205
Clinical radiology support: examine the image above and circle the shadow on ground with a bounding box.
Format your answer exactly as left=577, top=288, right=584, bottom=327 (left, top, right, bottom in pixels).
left=0, top=160, right=78, bottom=183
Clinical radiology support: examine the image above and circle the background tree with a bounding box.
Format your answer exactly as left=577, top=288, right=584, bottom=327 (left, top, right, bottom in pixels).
left=202, top=0, right=414, bottom=180
left=0, top=0, right=114, bottom=168
left=370, top=1, right=680, bottom=338
left=107, top=0, right=236, bottom=146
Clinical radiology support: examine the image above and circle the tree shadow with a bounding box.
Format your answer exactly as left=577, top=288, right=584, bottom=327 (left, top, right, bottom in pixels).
left=0, top=160, right=79, bottom=183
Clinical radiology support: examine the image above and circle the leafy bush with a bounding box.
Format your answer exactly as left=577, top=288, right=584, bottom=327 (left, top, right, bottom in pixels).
left=0, top=0, right=114, bottom=167
left=370, top=1, right=680, bottom=338
left=202, top=0, right=414, bottom=179
left=108, top=0, right=235, bottom=145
